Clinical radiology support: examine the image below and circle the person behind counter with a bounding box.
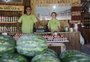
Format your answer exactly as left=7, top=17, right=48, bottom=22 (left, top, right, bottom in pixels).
left=47, top=12, right=61, bottom=32
left=18, top=6, right=37, bottom=34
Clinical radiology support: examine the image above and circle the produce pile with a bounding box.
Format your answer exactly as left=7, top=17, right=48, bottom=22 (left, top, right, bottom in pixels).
left=60, top=50, right=90, bottom=62
left=31, top=52, right=60, bottom=62
left=0, top=34, right=90, bottom=62
left=42, top=34, right=68, bottom=42
left=0, top=53, right=27, bottom=62
left=16, top=34, right=48, bottom=56
left=0, top=35, right=27, bottom=62
left=0, top=35, right=15, bottom=56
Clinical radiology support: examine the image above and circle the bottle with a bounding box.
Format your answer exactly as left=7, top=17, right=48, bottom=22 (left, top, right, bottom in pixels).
left=74, top=23, right=78, bottom=32
left=69, top=28, right=73, bottom=32
left=10, top=26, right=12, bottom=32
left=1, top=14, right=2, bottom=22
left=0, top=26, right=1, bottom=32
left=11, top=16, right=13, bottom=22
left=0, top=15, right=1, bottom=22
left=5, top=16, right=8, bottom=22
left=13, top=16, right=15, bottom=22
left=64, top=26, right=69, bottom=32
left=2, top=15, right=4, bottom=22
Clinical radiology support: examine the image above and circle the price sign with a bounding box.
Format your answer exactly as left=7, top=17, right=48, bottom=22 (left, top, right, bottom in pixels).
left=0, top=5, right=24, bottom=11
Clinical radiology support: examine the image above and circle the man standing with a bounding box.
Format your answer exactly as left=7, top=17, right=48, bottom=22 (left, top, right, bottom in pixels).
left=18, top=6, right=37, bottom=33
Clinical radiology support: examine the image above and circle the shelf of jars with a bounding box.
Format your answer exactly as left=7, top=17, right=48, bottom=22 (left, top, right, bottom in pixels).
left=0, top=12, right=20, bottom=35
left=0, top=15, right=18, bottom=24
left=0, top=5, right=24, bottom=35
left=0, top=26, right=17, bottom=34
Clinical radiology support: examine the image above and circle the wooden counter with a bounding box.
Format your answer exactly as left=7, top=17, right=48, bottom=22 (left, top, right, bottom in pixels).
left=34, top=32, right=81, bottom=51
left=82, top=29, right=90, bottom=44
left=59, top=32, right=80, bottom=50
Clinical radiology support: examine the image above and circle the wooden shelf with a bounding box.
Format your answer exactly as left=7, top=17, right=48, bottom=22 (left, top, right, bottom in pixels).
left=0, top=5, right=24, bottom=36
left=0, top=22, right=17, bottom=24
left=0, top=32, right=16, bottom=35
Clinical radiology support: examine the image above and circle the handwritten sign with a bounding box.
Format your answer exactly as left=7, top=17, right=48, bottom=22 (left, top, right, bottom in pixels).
left=0, top=5, right=24, bottom=11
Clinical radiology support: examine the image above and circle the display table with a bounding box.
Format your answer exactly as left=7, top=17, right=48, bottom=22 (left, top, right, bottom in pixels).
left=34, top=32, right=81, bottom=51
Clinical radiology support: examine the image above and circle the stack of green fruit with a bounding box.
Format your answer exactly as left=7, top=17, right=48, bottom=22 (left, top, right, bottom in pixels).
left=16, top=34, right=48, bottom=57
left=60, top=50, right=90, bottom=62
left=31, top=49, right=60, bottom=62
left=0, top=53, right=27, bottom=62
left=0, top=35, right=15, bottom=56
left=0, top=35, right=27, bottom=62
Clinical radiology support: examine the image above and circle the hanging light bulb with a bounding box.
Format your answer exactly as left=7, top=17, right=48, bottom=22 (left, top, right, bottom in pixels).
left=53, top=5, right=56, bottom=9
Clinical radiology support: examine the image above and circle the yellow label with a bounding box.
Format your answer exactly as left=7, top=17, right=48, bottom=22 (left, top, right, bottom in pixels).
left=0, top=5, right=24, bottom=11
